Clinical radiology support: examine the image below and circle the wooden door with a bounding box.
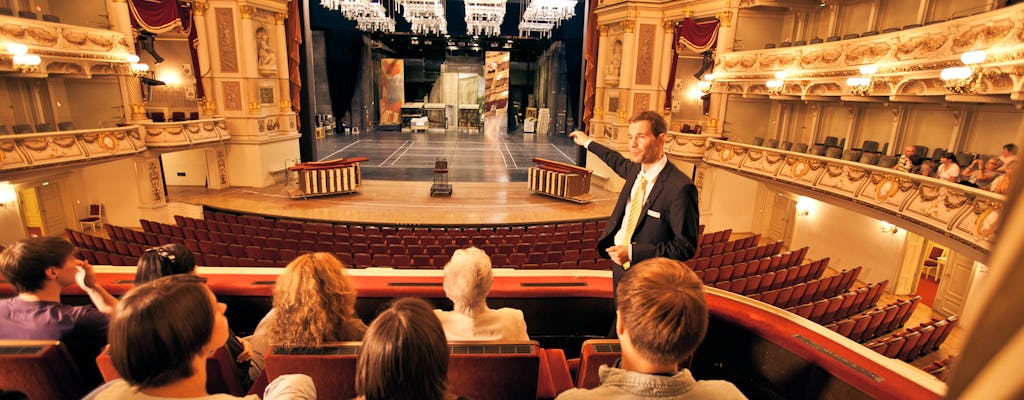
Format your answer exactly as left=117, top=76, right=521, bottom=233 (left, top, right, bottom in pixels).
left=932, top=251, right=976, bottom=317
left=37, top=183, right=66, bottom=236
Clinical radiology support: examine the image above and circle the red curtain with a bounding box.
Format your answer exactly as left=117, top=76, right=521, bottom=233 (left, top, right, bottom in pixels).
left=663, top=18, right=720, bottom=111
left=287, top=0, right=303, bottom=124
left=582, top=0, right=598, bottom=134
left=128, top=0, right=204, bottom=101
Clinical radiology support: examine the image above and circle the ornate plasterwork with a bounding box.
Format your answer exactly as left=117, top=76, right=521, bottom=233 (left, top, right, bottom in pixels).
left=215, top=8, right=239, bottom=73
left=951, top=19, right=1014, bottom=53
left=632, top=93, right=650, bottom=114
left=216, top=150, right=228, bottom=185
left=621, top=20, right=635, bottom=33
left=635, top=24, right=655, bottom=85
left=663, top=133, right=714, bottom=159
left=0, top=17, right=132, bottom=65
left=144, top=120, right=232, bottom=147
left=701, top=139, right=1002, bottom=255
left=222, top=81, right=242, bottom=110
left=148, top=160, right=163, bottom=201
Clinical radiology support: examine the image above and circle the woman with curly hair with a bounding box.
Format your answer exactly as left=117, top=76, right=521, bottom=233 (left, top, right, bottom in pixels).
left=248, top=253, right=367, bottom=381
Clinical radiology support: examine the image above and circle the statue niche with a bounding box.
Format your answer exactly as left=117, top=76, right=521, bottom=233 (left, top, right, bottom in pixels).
left=256, top=27, right=277, bottom=76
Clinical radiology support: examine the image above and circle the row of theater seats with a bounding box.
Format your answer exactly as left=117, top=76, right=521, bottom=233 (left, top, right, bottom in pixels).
left=864, top=316, right=960, bottom=362
left=754, top=137, right=993, bottom=171
left=920, top=354, right=956, bottom=381
left=686, top=241, right=791, bottom=271
left=0, top=8, right=60, bottom=22
left=694, top=248, right=814, bottom=283
left=788, top=281, right=888, bottom=326
left=694, top=233, right=757, bottom=258
left=709, top=257, right=829, bottom=295
left=149, top=111, right=200, bottom=122
left=0, top=121, right=75, bottom=135
left=823, top=296, right=919, bottom=342
left=0, top=338, right=634, bottom=400
left=748, top=266, right=862, bottom=309
left=761, top=17, right=982, bottom=50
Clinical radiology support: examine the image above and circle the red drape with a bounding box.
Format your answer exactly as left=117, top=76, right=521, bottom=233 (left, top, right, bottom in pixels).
left=128, top=1, right=204, bottom=101
left=287, top=0, right=303, bottom=127
left=664, top=18, right=720, bottom=111
left=582, top=0, right=598, bottom=134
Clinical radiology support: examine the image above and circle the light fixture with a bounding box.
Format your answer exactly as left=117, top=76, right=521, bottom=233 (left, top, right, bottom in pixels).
left=698, top=74, right=714, bottom=95
left=322, top=0, right=397, bottom=33
left=880, top=221, right=899, bottom=234
left=12, top=53, right=40, bottom=73
left=0, top=182, right=15, bottom=208
left=941, top=50, right=986, bottom=94
left=519, top=0, right=576, bottom=38
left=129, top=62, right=150, bottom=77
left=765, top=79, right=784, bottom=96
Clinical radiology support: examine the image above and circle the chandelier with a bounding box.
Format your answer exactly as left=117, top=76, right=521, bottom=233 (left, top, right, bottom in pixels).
left=321, top=0, right=396, bottom=33
left=518, top=0, right=576, bottom=38
left=464, top=0, right=505, bottom=36
left=398, top=0, right=447, bottom=35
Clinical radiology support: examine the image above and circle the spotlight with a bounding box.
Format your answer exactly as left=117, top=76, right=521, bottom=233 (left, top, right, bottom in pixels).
left=137, top=30, right=164, bottom=64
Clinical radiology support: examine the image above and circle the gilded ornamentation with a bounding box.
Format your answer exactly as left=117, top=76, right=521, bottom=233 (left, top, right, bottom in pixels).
left=217, top=150, right=227, bottom=184
left=663, top=21, right=675, bottom=34
left=791, top=159, right=812, bottom=178
left=239, top=6, right=253, bottom=19
left=632, top=93, right=650, bottom=114
left=621, top=21, right=635, bottom=33
left=722, top=56, right=756, bottom=71
left=757, top=54, right=797, bottom=70
left=222, top=81, right=242, bottom=110
left=894, top=33, right=947, bottom=60
left=799, top=48, right=842, bottom=68
left=873, top=176, right=900, bottom=202
left=97, top=133, right=118, bottom=152
left=193, top=0, right=209, bottom=16
left=275, top=12, right=287, bottom=25
left=0, top=24, right=59, bottom=46
left=216, top=8, right=239, bottom=73
left=266, top=118, right=280, bottom=132
left=148, top=161, right=162, bottom=201
left=951, top=19, right=1014, bottom=53
left=258, top=120, right=265, bottom=132
left=635, top=24, right=655, bottom=85
left=597, top=25, right=608, bottom=36
left=844, top=42, right=891, bottom=65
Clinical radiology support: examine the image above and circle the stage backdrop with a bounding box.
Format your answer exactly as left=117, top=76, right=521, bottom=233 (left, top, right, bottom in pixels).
left=380, top=58, right=405, bottom=125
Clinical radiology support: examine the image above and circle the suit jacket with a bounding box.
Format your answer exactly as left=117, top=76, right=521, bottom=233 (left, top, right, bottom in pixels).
left=588, top=141, right=699, bottom=286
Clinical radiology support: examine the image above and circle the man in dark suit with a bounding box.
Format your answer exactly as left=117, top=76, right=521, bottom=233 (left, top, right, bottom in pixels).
left=569, top=111, right=699, bottom=293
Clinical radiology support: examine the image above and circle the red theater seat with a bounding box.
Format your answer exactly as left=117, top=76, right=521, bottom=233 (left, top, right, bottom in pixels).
left=97, top=345, right=247, bottom=396
left=0, top=340, right=89, bottom=400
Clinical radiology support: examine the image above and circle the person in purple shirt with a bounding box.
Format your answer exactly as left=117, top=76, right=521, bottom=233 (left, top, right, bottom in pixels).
left=0, top=236, right=118, bottom=385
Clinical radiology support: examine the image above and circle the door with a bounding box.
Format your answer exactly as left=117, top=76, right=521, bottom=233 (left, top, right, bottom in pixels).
left=932, top=251, right=977, bottom=317
left=767, top=195, right=796, bottom=248
left=37, top=183, right=66, bottom=236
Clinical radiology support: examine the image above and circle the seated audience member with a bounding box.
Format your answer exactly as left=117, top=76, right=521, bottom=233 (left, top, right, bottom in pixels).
left=936, top=153, right=961, bottom=183
left=134, top=244, right=254, bottom=387
left=0, top=236, right=117, bottom=385
left=998, top=143, right=1018, bottom=172
left=434, top=247, right=529, bottom=341
left=557, top=258, right=746, bottom=400
left=961, top=157, right=1002, bottom=190
left=894, top=146, right=922, bottom=173
left=919, top=159, right=936, bottom=178
left=355, top=297, right=468, bottom=400
left=249, top=252, right=366, bottom=381
left=992, top=160, right=1017, bottom=194
left=83, top=275, right=315, bottom=399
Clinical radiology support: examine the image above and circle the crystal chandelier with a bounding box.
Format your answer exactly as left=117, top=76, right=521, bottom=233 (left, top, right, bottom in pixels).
left=321, top=0, right=396, bottom=33
left=464, top=0, right=506, bottom=36
left=398, top=0, right=448, bottom=35
left=518, top=0, right=576, bottom=38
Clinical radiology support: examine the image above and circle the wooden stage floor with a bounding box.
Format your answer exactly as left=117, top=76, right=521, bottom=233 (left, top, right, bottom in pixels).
left=166, top=180, right=618, bottom=226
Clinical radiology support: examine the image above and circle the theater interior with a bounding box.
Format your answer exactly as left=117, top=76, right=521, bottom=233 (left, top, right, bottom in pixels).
left=2, top=0, right=1024, bottom=398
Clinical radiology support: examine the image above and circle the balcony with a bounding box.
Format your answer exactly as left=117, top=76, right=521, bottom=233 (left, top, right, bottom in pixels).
left=699, top=138, right=1002, bottom=260
left=0, top=14, right=133, bottom=76
left=712, top=6, right=1024, bottom=103
left=0, top=118, right=230, bottom=174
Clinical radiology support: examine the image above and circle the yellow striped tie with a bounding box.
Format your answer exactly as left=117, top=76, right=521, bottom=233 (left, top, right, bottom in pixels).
left=621, top=175, right=647, bottom=270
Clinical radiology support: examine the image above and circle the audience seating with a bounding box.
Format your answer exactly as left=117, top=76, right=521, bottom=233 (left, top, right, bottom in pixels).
left=748, top=266, right=861, bottom=309
left=864, top=316, right=958, bottom=362
left=267, top=341, right=557, bottom=400
left=877, top=155, right=898, bottom=168
left=0, top=340, right=89, bottom=400
left=97, top=345, right=247, bottom=396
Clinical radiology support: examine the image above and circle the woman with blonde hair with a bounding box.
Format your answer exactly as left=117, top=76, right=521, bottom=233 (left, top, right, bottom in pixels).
left=248, top=253, right=366, bottom=381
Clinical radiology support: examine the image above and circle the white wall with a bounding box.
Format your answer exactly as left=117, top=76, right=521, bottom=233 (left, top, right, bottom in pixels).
left=878, top=0, right=921, bottom=30
left=964, top=108, right=1023, bottom=155
left=904, top=108, right=957, bottom=151
left=733, top=10, right=784, bottom=51
left=80, top=158, right=144, bottom=228
left=837, top=0, right=873, bottom=35
left=0, top=182, right=25, bottom=246
left=162, top=148, right=209, bottom=186
left=65, top=77, right=123, bottom=129
left=855, top=106, right=894, bottom=146
left=702, top=169, right=759, bottom=234
left=722, top=96, right=772, bottom=143
left=789, top=195, right=904, bottom=286
left=227, top=139, right=301, bottom=187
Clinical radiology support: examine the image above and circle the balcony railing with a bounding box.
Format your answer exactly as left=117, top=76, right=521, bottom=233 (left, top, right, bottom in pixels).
left=701, top=139, right=1003, bottom=258
left=0, top=15, right=134, bottom=75
left=0, top=118, right=230, bottom=173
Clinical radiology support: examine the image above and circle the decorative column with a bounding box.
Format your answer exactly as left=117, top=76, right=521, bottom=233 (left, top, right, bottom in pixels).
left=191, top=0, right=216, bottom=116
left=205, top=146, right=230, bottom=189
left=133, top=154, right=168, bottom=215
left=274, top=12, right=291, bottom=114
left=660, top=20, right=676, bottom=128
left=106, top=0, right=146, bottom=121
left=592, top=24, right=609, bottom=140
left=708, top=2, right=739, bottom=135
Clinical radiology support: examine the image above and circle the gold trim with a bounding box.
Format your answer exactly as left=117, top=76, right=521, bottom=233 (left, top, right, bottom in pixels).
left=974, top=208, right=999, bottom=239
left=791, top=159, right=811, bottom=178
left=874, top=176, right=900, bottom=202
left=98, top=132, right=118, bottom=152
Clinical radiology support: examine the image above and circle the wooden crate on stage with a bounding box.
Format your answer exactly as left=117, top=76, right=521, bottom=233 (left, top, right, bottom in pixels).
left=528, top=158, right=593, bottom=203
left=287, top=157, right=368, bottom=198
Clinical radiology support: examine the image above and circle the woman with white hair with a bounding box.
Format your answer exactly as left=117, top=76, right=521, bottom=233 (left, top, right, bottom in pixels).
left=434, top=247, right=529, bottom=341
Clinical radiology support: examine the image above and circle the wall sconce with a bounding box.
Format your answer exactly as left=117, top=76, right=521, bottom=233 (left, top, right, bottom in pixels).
left=880, top=221, right=899, bottom=234
left=795, top=195, right=813, bottom=216
left=766, top=79, right=785, bottom=96
left=941, top=50, right=986, bottom=94
left=846, top=65, right=877, bottom=96
left=130, top=62, right=150, bottom=77
left=698, top=73, right=714, bottom=95
left=7, top=43, right=40, bottom=73
left=0, top=183, right=16, bottom=208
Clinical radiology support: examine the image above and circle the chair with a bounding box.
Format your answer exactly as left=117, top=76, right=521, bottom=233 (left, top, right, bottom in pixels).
left=792, top=143, right=809, bottom=153
left=842, top=149, right=862, bottom=161
left=98, top=344, right=248, bottom=397
left=859, top=152, right=881, bottom=165
left=809, top=37, right=824, bottom=44
left=752, top=137, right=765, bottom=146
left=0, top=7, right=12, bottom=16
left=12, top=124, right=34, bottom=134
left=35, top=123, right=55, bottom=132
left=825, top=35, right=841, bottom=42
left=921, top=247, right=945, bottom=280
left=825, top=147, right=842, bottom=158
left=956, top=152, right=976, bottom=169
left=779, top=141, right=793, bottom=151
left=882, top=27, right=901, bottom=33
left=57, top=121, right=75, bottom=131
left=792, top=40, right=807, bottom=46
left=171, top=111, right=187, bottom=122
left=842, top=33, right=860, bottom=40
left=808, top=144, right=827, bottom=156
left=860, top=140, right=880, bottom=153
left=17, top=10, right=36, bottom=19
left=778, top=41, right=792, bottom=48
left=765, top=139, right=779, bottom=148
left=79, top=204, right=105, bottom=232
left=861, top=30, right=879, bottom=37
left=150, top=111, right=166, bottom=122
left=877, top=155, right=898, bottom=168
left=0, top=340, right=89, bottom=400
left=189, top=111, right=200, bottom=120
left=764, top=43, right=777, bottom=49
